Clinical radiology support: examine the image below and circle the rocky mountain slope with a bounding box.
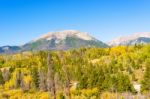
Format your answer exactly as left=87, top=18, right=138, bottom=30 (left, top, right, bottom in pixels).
left=22, top=30, right=108, bottom=51
left=0, top=30, right=108, bottom=53
left=108, top=32, right=150, bottom=46
left=0, top=46, right=21, bottom=54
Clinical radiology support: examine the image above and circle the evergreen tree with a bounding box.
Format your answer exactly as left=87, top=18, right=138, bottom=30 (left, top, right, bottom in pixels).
left=31, top=67, right=39, bottom=89
left=15, top=70, right=22, bottom=88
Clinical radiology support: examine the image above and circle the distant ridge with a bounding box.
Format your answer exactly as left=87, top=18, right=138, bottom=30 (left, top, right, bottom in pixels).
left=0, top=30, right=108, bottom=53
left=108, top=32, right=150, bottom=46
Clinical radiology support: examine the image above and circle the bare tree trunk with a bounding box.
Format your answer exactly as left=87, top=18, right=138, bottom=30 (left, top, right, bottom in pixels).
left=62, top=65, right=71, bottom=99
left=47, top=53, right=56, bottom=99
left=59, top=51, right=71, bottom=99
left=39, top=70, right=47, bottom=91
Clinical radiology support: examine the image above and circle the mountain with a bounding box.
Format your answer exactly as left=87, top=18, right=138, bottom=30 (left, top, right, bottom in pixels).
left=22, top=30, right=108, bottom=51
left=0, top=30, right=108, bottom=53
left=108, top=32, right=150, bottom=46
left=0, top=46, right=21, bottom=54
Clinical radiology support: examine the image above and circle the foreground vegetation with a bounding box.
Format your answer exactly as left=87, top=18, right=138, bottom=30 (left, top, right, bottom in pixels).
left=0, top=44, right=150, bottom=99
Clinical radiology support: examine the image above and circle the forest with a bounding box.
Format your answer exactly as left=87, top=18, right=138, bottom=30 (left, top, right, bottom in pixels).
left=0, top=44, right=150, bottom=99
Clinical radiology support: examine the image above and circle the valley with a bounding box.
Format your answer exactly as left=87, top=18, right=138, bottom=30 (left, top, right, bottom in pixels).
left=0, top=44, right=150, bottom=98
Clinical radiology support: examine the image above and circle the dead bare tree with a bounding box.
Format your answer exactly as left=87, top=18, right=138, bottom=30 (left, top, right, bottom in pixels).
left=62, top=65, right=71, bottom=99
left=59, top=51, right=71, bottom=99
left=39, top=70, right=47, bottom=91
left=47, top=53, right=56, bottom=99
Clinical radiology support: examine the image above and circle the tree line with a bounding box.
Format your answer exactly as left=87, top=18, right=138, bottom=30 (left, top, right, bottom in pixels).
left=0, top=44, right=150, bottom=98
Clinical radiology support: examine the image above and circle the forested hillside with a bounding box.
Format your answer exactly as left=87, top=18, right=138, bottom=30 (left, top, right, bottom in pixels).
left=0, top=44, right=150, bottom=99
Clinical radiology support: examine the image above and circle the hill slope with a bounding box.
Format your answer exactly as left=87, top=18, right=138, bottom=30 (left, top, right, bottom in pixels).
left=23, top=30, right=108, bottom=51
left=0, top=46, right=21, bottom=54
left=0, top=30, right=108, bottom=53
left=108, top=32, right=150, bottom=46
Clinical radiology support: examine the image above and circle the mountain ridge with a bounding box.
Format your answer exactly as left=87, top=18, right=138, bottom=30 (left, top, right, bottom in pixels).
left=0, top=30, right=108, bottom=53
left=32, top=30, right=95, bottom=42
left=108, top=32, right=150, bottom=46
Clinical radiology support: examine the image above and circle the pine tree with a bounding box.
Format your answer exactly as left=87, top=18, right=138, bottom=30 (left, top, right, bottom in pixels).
left=31, top=67, right=39, bottom=90
left=15, top=70, right=22, bottom=88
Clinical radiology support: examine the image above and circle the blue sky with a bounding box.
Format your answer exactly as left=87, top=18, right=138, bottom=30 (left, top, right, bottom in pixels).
left=0, top=0, right=150, bottom=46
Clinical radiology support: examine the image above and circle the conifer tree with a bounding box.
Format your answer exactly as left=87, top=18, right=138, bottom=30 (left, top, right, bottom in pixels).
left=31, top=67, right=39, bottom=89
left=15, top=70, right=22, bottom=88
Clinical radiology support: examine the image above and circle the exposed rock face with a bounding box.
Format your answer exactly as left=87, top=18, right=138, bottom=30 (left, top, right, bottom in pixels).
left=108, top=32, right=150, bottom=46
left=0, top=30, right=108, bottom=53
left=23, top=30, right=108, bottom=51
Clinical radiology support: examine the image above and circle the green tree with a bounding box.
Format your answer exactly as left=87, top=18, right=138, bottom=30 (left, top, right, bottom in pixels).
left=31, top=67, right=39, bottom=89
left=141, top=60, right=150, bottom=93
left=115, top=73, right=135, bottom=93
left=15, top=70, right=24, bottom=89
left=0, top=70, right=4, bottom=85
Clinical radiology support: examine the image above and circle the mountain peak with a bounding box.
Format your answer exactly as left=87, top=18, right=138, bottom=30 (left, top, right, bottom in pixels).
left=108, top=32, right=150, bottom=46
left=0, top=30, right=108, bottom=53
left=33, top=30, right=94, bottom=42
left=21, top=30, right=108, bottom=51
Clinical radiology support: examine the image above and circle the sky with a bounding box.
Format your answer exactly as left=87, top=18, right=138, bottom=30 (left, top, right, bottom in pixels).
left=0, top=0, right=150, bottom=46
